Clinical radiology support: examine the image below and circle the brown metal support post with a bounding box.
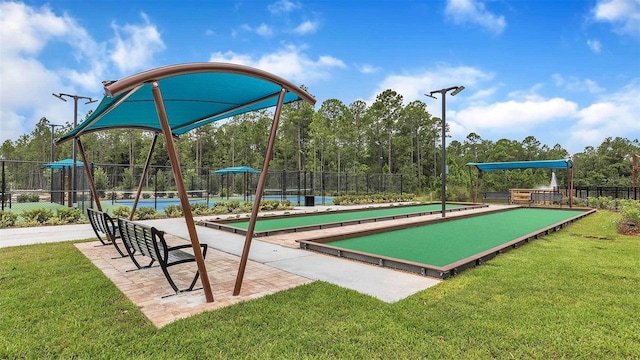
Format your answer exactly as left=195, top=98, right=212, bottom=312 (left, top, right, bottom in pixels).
left=130, top=134, right=158, bottom=220
left=151, top=82, right=214, bottom=303
left=633, top=154, right=638, bottom=188
left=233, top=88, right=286, bottom=296
left=568, top=163, right=573, bottom=208
left=468, top=167, right=474, bottom=203
left=76, top=138, right=102, bottom=211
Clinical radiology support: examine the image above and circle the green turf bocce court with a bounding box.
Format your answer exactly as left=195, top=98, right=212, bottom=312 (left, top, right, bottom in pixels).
left=202, top=203, right=484, bottom=236
left=299, top=207, right=595, bottom=279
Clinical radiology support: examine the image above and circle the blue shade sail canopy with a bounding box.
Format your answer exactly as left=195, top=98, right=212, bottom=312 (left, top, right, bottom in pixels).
left=214, top=166, right=261, bottom=174
left=55, top=63, right=316, bottom=144
left=44, top=158, right=84, bottom=169
left=466, top=159, right=572, bottom=172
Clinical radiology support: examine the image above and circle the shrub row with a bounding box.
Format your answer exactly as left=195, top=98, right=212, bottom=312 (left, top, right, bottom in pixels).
left=16, top=194, right=40, bottom=203
left=618, top=199, right=640, bottom=225
left=163, top=200, right=293, bottom=218
left=0, top=207, right=84, bottom=228
left=332, top=193, right=417, bottom=205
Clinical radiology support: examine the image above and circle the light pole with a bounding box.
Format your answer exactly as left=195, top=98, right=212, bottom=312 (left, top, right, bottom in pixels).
left=425, top=85, right=464, bottom=217
left=48, top=123, right=63, bottom=204
left=48, top=123, right=64, bottom=163
left=52, top=93, right=98, bottom=206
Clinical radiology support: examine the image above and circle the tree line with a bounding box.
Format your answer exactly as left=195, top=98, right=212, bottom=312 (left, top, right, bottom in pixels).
left=1, top=88, right=638, bottom=195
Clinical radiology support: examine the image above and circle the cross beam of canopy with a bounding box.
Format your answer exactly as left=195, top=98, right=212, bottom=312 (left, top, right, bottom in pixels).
left=55, top=63, right=316, bottom=303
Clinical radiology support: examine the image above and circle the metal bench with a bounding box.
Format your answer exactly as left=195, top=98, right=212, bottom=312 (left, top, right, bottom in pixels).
left=86, top=208, right=127, bottom=257
left=482, top=191, right=511, bottom=203
left=531, top=191, right=563, bottom=204
left=117, top=218, right=208, bottom=295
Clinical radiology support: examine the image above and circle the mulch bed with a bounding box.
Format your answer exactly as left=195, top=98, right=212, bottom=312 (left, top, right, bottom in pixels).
left=618, top=222, right=640, bottom=236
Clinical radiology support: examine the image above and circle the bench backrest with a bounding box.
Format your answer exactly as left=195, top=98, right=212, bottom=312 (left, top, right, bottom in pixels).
left=117, top=218, right=165, bottom=263
left=87, top=208, right=120, bottom=245
left=87, top=208, right=109, bottom=235
left=483, top=192, right=510, bottom=200
left=531, top=192, right=563, bottom=202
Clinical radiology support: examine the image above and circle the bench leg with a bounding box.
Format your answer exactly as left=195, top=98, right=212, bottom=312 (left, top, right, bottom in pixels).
left=111, top=238, right=128, bottom=258
left=161, top=245, right=208, bottom=294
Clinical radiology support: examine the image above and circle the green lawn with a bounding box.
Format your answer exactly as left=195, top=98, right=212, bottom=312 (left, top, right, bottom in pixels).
left=1, top=210, right=638, bottom=359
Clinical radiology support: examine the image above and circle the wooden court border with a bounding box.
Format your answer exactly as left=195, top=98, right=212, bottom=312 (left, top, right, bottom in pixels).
left=200, top=203, right=488, bottom=237
left=298, top=207, right=597, bottom=279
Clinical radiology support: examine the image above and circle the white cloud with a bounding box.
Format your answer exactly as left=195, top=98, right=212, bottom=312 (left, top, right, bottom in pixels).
left=587, top=39, right=602, bottom=53
left=209, top=45, right=346, bottom=83
left=445, top=0, right=507, bottom=34
left=294, top=20, right=319, bottom=35
left=452, top=98, right=578, bottom=133
left=0, top=3, right=168, bottom=144
left=358, top=64, right=381, bottom=74
left=268, top=0, right=300, bottom=14
left=446, top=81, right=640, bottom=152
left=369, top=65, right=493, bottom=105
left=551, top=74, right=605, bottom=94
left=256, top=23, right=274, bottom=37
left=592, top=0, right=640, bottom=37
left=0, top=2, right=68, bottom=56
left=110, top=13, right=166, bottom=73
left=467, top=86, right=499, bottom=101
left=0, top=2, right=101, bottom=143
left=570, top=82, right=640, bottom=147
left=507, top=83, right=545, bottom=101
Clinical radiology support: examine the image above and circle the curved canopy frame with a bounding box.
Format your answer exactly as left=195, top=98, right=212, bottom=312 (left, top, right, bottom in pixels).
left=56, top=63, right=315, bottom=144
left=56, top=63, right=316, bottom=303
left=466, top=159, right=574, bottom=207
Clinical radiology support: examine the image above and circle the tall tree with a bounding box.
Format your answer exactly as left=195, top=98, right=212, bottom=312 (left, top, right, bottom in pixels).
left=367, top=90, right=403, bottom=173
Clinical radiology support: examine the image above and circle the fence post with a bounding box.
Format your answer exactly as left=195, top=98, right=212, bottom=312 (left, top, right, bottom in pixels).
left=206, top=170, right=210, bottom=205
left=296, top=170, right=301, bottom=205
left=303, top=170, right=307, bottom=196
left=366, top=174, right=370, bottom=195
left=89, top=162, right=94, bottom=210
left=322, top=171, right=326, bottom=205
left=281, top=170, right=286, bottom=201
left=154, top=168, right=158, bottom=210
left=345, top=172, right=348, bottom=196
left=1, top=160, right=5, bottom=210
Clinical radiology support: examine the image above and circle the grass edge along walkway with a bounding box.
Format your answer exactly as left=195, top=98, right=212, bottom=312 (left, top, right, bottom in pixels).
left=1, top=210, right=639, bottom=358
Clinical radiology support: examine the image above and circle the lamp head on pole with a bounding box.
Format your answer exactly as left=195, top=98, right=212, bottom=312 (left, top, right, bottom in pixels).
left=52, top=93, right=67, bottom=102
left=451, top=86, right=465, bottom=96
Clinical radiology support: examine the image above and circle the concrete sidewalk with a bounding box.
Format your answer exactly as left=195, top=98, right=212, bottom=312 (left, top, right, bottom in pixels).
left=0, top=205, right=443, bottom=303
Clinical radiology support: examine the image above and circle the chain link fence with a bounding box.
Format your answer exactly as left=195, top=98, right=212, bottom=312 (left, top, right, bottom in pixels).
left=1, top=160, right=416, bottom=213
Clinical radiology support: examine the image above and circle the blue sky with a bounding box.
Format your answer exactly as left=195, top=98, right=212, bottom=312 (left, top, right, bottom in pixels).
left=1, top=0, right=638, bottom=153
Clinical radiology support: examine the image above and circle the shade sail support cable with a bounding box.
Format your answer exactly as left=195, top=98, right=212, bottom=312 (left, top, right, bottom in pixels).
left=152, top=81, right=214, bottom=303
